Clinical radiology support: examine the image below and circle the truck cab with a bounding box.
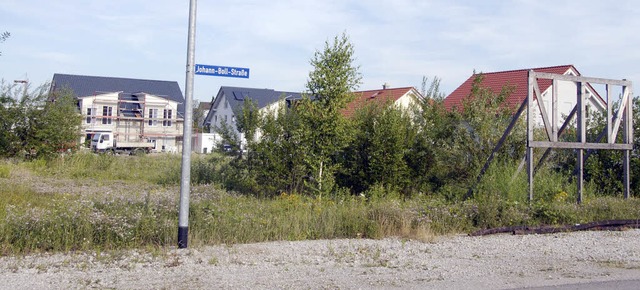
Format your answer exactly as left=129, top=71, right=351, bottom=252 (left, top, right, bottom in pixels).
left=91, top=132, right=115, bottom=152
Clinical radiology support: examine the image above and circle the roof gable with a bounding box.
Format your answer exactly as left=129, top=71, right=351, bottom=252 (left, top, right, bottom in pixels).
left=51, top=73, right=185, bottom=116
left=204, top=86, right=303, bottom=125
left=220, top=86, right=302, bottom=114
left=443, top=65, right=576, bottom=111
left=342, top=87, right=420, bottom=117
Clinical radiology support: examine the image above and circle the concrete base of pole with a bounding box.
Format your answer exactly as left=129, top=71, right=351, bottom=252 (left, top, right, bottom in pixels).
left=178, top=226, right=188, bottom=248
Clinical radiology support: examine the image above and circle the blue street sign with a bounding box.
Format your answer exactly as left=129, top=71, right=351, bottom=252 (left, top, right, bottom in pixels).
left=195, top=64, right=250, bottom=79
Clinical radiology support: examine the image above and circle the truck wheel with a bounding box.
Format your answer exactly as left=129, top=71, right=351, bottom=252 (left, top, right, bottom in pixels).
left=132, top=148, right=146, bottom=156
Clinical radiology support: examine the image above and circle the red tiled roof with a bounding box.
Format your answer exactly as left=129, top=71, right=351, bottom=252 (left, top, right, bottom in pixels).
left=443, top=65, right=577, bottom=111
left=342, top=87, right=418, bottom=117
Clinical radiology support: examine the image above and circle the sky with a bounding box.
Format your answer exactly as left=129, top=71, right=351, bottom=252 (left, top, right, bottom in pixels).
left=1, top=0, right=639, bottom=104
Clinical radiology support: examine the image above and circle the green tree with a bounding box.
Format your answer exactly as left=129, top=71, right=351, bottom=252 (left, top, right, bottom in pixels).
left=0, top=81, right=81, bottom=158
left=412, top=74, right=524, bottom=199
left=301, top=32, right=362, bottom=196
left=407, top=76, right=449, bottom=194
left=33, top=89, right=83, bottom=156
left=228, top=30, right=362, bottom=197
left=551, top=96, right=640, bottom=196
left=192, top=100, right=205, bottom=133
left=420, top=75, right=445, bottom=100
left=338, top=102, right=414, bottom=195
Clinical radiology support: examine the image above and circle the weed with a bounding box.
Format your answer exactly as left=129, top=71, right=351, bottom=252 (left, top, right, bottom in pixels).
left=1, top=155, right=639, bottom=255
left=0, top=162, right=10, bottom=178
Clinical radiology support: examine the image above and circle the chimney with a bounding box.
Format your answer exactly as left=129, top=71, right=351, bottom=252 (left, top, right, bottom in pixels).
left=382, top=82, right=389, bottom=90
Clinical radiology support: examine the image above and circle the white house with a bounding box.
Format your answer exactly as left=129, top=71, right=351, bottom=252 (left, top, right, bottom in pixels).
left=51, top=74, right=185, bottom=153
left=202, top=86, right=303, bottom=151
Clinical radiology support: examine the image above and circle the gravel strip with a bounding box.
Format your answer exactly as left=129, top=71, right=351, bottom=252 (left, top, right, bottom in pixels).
left=1, top=229, right=639, bottom=289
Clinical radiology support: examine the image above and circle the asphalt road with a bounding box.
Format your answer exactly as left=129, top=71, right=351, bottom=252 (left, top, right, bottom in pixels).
left=520, top=279, right=640, bottom=290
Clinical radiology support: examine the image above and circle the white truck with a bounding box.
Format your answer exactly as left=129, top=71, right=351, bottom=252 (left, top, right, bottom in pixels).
left=91, top=132, right=153, bottom=155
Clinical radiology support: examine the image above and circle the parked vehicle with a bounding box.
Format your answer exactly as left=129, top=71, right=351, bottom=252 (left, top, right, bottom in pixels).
left=91, top=132, right=153, bottom=155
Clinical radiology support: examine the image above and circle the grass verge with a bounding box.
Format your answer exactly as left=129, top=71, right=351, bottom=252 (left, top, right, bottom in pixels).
left=1, top=155, right=638, bottom=255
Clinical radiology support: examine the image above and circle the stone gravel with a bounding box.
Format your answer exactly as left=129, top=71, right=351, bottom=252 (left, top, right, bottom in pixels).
left=1, top=229, right=639, bottom=289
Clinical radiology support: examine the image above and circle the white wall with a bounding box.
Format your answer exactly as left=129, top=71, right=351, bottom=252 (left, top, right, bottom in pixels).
left=192, top=133, right=221, bottom=154
left=534, top=80, right=604, bottom=128
left=78, top=92, right=119, bottom=145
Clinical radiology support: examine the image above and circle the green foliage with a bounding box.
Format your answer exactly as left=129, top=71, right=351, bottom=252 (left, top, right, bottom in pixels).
left=0, top=81, right=82, bottom=159
left=0, top=186, right=175, bottom=254
left=550, top=96, right=640, bottom=197
left=192, top=101, right=205, bottom=133
left=241, top=104, right=310, bottom=195
left=338, top=103, right=414, bottom=195
left=221, top=32, right=363, bottom=197
left=3, top=155, right=640, bottom=254
left=22, top=151, right=237, bottom=186
left=420, top=75, right=445, bottom=100
left=301, top=32, right=362, bottom=196
left=307, top=32, right=362, bottom=109
left=0, top=162, right=9, bottom=178
left=409, top=74, right=525, bottom=199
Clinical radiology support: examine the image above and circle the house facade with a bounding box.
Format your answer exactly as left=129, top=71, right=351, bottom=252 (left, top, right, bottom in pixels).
left=444, top=65, right=606, bottom=127
left=202, top=86, right=302, bottom=151
left=50, top=74, right=185, bottom=153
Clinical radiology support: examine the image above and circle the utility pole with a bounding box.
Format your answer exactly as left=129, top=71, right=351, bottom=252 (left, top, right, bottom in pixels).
left=178, top=0, right=197, bottom=249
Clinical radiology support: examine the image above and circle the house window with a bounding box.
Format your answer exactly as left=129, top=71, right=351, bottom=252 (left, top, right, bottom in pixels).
left=86, top=108, right=93, bottom=124
left=163, top=109, right=172, bottom=127
left=223, top=99, right=228, bottom=109
left=148, top=108, right=158, bottom=126
left=224, top=115, right=228, bottom=123
left=102, top=106, right=112, bottom=125
left=214, top=115, right=218, bottom=125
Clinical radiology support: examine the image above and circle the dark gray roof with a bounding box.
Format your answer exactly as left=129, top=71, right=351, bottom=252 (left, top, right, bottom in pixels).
left=204, top=86, right=303, bottom=126
left=224, top=86, right=303, bottom=114
left=51, top=73, right=185, bottom=117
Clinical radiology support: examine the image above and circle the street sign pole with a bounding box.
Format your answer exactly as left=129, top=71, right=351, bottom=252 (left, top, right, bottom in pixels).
left=178, top=0, right=197, bottom=249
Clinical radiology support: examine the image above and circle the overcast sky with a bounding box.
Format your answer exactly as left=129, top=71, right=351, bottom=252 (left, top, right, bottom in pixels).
left=1, top=0, right=638, bottom=103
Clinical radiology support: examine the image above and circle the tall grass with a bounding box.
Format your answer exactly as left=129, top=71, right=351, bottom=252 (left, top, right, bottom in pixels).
left=26, top=152, right=226, bottom=185
left=0, top=184, right=435, bottom=254
left=1, top=154, right=638, bottom=255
